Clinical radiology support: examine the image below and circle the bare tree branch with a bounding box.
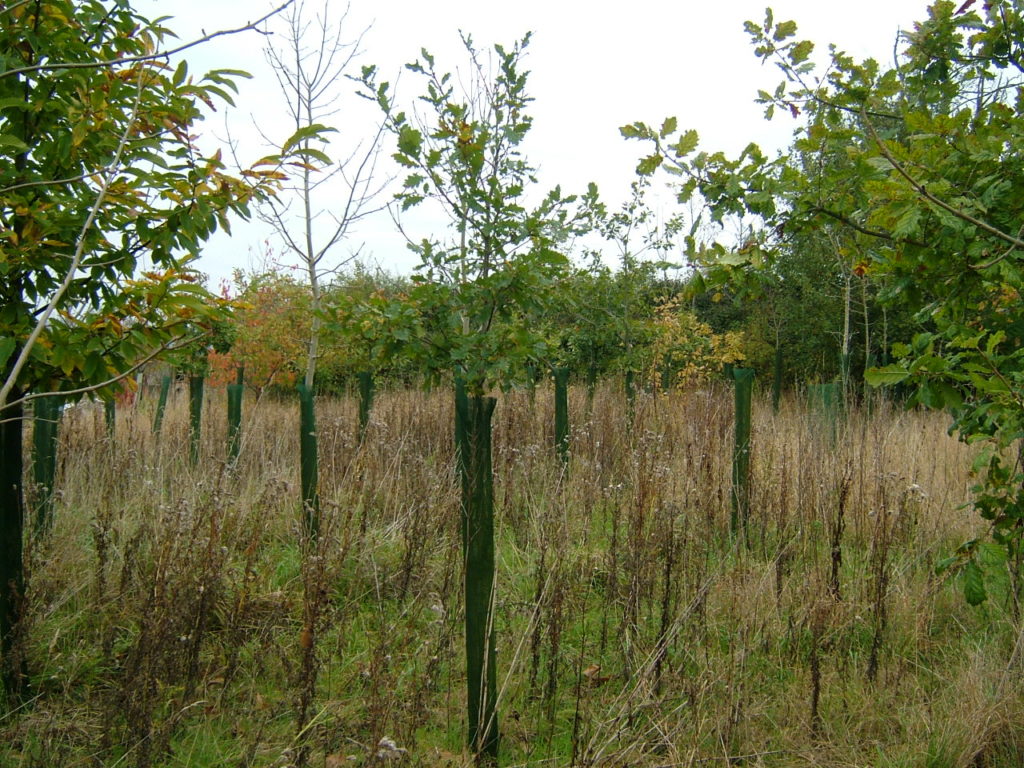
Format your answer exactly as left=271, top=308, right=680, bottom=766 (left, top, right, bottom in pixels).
left=0, top=169, right=98, bottom=195
left=807, top=204, right=928, bottom=248
left=0, top=332, right=205, bottom=422
left=0, top=0, right=33, bottom=15
left=1, top=2, right=295, bottom=80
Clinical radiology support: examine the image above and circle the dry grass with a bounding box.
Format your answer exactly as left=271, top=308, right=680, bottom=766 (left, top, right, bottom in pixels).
left=2, top=381, right=1022, bottom=767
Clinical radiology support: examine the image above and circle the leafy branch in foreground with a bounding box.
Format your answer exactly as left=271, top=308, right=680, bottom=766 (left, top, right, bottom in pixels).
left=0, top=0, right=315, bottom=700
left=624, top=1, right=1024, bottom=604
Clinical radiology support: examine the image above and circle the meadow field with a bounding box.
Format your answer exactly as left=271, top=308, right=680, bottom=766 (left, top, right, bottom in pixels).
left=3, top=383, right=1022, bottom=768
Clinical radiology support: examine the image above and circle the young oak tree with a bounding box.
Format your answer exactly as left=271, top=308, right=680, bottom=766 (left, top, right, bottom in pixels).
left=0, top=0, right=318, bottom=698
left=359, top=33, right=598, bottom=763
left=625, top=1, right=1024, bottom=604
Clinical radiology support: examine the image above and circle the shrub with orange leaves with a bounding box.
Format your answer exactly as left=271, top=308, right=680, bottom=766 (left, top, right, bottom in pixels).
left=647, top=295, right=745, bottom=388
left=208, top=272, right=311, bottom=394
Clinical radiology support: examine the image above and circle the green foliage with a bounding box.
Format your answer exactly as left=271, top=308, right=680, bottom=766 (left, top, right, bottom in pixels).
left=357, top=34, right=599, bottom=396
left=2, top=12, right=214, bottom=401
left=626, top=1, right=1024, bottom=600
left=211, top=266, right=421, bottom=395
left=0, top=1, right=326, bottom=697
left=544, top=257, right=656, bottom=382
left=323, top=266, right=418, bottom=389
left=0, top=2, right=328, bottom=412
left=963, top=558, right=987, bottom=606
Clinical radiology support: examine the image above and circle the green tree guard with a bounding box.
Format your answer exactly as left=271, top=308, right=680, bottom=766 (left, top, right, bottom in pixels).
left=152, top=375, right=171, bottom=435
left=772, top=345, right=783, bottom=414
left=840, top=351, right=852, bottom=403
left=455, top=379, right=472, bottom=524
left=585, top=361, right=598, bottom=407
left=625, top=369, right=636, bottom=415
left=454, top=380, right=499, bottom=763
left=104, top=398, right=115, bottom=439
left=731, top=368, right=755, bottom=540
left=0, top=389, right=27, bottom=699
left=32, top=396, right=61, bottom=536
left=227, top=378, right=243, bottom=465
left=357, top=370, right=375, bottom=443
left=811, top=381, right=841, bottom=445
left=297, top=383, right=320, bottom=539
left=553, top=367, right=570, bottom=465
left=821, top=381, right=837, bottom=412
left=864, top=355, right=878, bottom=415
left=188, top=376, right=204, bottom=466
left=525, top=362, right=538, bottom=406
left=660, top=362, right=673, bottom=394
left=806, top=383, right=820, bottom=410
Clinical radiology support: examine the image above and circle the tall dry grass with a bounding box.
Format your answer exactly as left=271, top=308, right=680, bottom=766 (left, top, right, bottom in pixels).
left=2, top=381, right=1021, bottom=767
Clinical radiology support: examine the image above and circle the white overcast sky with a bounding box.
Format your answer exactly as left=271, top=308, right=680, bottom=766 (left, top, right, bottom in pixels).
left=137, top=0, right=929, bottom=289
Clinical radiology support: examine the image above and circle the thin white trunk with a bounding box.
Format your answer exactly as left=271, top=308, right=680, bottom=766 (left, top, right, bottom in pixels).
left=302, top=50, right=318, bottom=391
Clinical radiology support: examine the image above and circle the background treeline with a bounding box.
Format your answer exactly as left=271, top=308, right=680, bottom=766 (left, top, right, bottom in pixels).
left=203, top=248, right=923, bottom=398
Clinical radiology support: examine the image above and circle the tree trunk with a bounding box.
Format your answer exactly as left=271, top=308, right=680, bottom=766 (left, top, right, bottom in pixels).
left=861, top=276, right=871, bottom=373
left=302, top=79, right=320, bottom=393
left=882, top=306, right=889, bottom=366
left=585, top=359, right=597, bottom=408
left=304, top=269, right=320, bottom=391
